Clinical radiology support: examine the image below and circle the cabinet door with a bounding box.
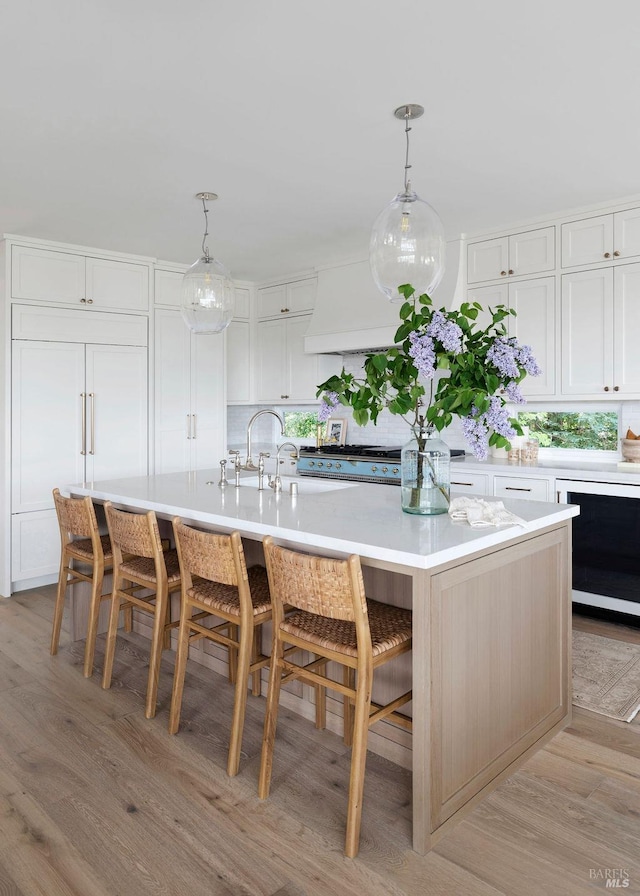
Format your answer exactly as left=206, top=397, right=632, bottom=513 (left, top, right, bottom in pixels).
left=450, top=472, right=489, bottom=495
left=256, top=318, right=287, bottom=401
left=154, top=310, right=192, bottom=473
left=286, top=315, right=321, bottom=401
left=613, top=208, right=640, bottom=260
left=509, top=227, right=555, bottom=277
left=493, top=475, right=550, bottom=502
left=226, top=320, right=251, bottom=403
left=561, top=215, right=613, bottom=268
left=11, top=509, right=60, bottom=585
left=190, top=332, right=226, bottom=471
left=613, top=262, right=640, bottom=395
left=85, top=257, right=149, bottom=312
left=467, top=237, right=509, bottom=284
left=287, top=279, right=316, bottom=313
left=11, top=246, right=85, bottom=304
left=11, top=340, right=85, bottom=512
left=508, top=277, right=555, bottom=397
left=84, top=344, right=148, bottom=481
left=257, top=284, right=288, bottom=318
left=155, top=268, right=184, bottom=308
left=234, top=287, right=251, bottom=319
left=561, top=269, right=614, bottom=396
left=466, top=283, right=508, bottom=331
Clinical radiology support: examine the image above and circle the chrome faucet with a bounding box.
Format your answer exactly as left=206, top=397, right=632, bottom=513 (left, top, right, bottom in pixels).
left=269, top=441, right=299, bottom=493
left=243, top=409, right=285, bottom=470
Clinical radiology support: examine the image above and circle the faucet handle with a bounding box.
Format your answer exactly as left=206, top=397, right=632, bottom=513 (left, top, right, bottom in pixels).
left=228, top=449, right=241, bottom=469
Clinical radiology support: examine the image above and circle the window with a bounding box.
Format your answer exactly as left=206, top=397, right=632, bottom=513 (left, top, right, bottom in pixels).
left=518, top=410, right=618, bottom=451
left=282, top=410, right=319, bottom=439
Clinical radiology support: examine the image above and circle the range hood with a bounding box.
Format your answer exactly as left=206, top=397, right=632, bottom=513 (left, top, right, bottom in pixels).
left=304, top=239, right=464, bottom=355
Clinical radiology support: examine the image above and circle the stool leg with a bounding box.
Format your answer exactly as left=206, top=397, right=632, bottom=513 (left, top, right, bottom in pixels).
left=344, top=667, right=372, bottom=858
left=227, top=619, right=252, bottom=777
left=250, top=625, right=262, bottom=696
left=315, top=657, right=326, bottom=730
left=168, top=599, right=192, bottom=735
left=102, top=578, right=123, bottom=690
left=50, top=555, right=69, bottom=656
left=343, top=666, right=355, bottom=747
left=83, top=567, right=104, bottom=678
left=145, top=586, right=167, bottom=719
left=258, top=640, right=285, bottom=799
left=228, top=623, right=239, bottom=684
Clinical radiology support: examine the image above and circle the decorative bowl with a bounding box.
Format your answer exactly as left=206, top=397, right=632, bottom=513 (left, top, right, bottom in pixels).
left=621, top=438, right=640, bottom=462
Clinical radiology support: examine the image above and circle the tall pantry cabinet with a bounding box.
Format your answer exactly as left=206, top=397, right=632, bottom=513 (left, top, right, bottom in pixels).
left=0, top=235, right=152, bottom=597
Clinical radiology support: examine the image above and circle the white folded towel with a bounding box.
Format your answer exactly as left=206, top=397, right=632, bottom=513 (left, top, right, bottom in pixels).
left=448, top=496, right=528, bottom=528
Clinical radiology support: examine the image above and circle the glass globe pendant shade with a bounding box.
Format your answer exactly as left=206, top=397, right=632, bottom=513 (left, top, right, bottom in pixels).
left=180, top=254, right=235, bottom=334
left=370, top=188, right=446, bottom=303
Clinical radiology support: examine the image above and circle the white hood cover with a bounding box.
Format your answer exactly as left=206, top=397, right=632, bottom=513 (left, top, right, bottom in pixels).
left=304, top=239, right=464, bottom=354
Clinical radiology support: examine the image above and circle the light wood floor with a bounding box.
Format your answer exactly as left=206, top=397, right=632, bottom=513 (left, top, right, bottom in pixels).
left=1, top=587, right=640, bottom=896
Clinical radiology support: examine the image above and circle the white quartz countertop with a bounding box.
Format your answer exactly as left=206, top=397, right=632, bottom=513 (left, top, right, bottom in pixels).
left=67, top=470, right=577, bottom=571
left=451, top=453, right=640, bottom=484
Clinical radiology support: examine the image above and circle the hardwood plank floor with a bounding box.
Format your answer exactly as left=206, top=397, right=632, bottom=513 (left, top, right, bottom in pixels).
left=1, top=587, right=639, bottom=895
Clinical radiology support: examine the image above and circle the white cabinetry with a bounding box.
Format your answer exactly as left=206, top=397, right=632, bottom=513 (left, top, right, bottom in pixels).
left=493, top=474, right=550, bottom=502
left=561, top=263, right=640, bottom=397
left=257, top=278, right=316, bottom=318
left=561, top=208, right=640, bottom=268
left=11, top=307, right=148, bottom=587
left=256, top=314, right=338, bottom=403
left=468, top=276, right=556, bottom=397
left=227, top=286, right=252, bottom=404
left=450, top=471, right=489, bottom=495
left=11, top=244, right=150, bottom=312
left=467, top=227, right=555, bottom=284
left=154, top=309, right=225, bottom=473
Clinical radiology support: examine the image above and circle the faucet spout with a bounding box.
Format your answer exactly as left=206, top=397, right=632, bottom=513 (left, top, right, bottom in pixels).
left=244, top=409, right=285, bottom=471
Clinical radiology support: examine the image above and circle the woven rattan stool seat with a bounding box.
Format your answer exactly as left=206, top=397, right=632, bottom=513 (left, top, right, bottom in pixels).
left=169, top=520, right=273, bottom=777
left=281, top=599, right=411, bottom=658
left=259, top=536, right=413, bottom=858
left=120, top=549, right=181, bottom=586
left=50, top=489, right=115, bottom=679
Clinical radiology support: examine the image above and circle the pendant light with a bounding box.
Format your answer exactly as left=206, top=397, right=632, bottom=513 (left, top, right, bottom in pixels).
left=181, top=192, right=235, bottom=333
left=370, top=104, right=446, bottom=303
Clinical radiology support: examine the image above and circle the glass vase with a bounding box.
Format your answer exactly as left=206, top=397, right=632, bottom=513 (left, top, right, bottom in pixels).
left=401, top=427, right=451, bottom=515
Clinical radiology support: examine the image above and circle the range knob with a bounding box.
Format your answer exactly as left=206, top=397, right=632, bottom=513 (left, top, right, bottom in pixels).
left=309, top=461, right=315, bottom=467
left=317, top=462, right=323, bottom=468
left=371, top=465, right=378, bottom=472
left=335, top=462, right=342, bottom=469
left=382, top=466, right=388, bottom=473
left=326, top=462, right=332, bottom=469
left=392, top=467, right=399, bottom=475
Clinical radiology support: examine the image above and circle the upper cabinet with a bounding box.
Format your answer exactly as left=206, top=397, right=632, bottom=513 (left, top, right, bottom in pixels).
left=257, top=277, right=316, bottom=318
left=11, top=244, right=150, bottom=312
left=561, top=208, right=640, bottom=268
left=467, top=227, right=555, bottom=284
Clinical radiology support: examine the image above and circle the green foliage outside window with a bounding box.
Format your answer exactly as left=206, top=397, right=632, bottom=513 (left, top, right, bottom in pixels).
left=518, top=411, right=618, bottom=450
left=283, top=411, right=319, bottom=438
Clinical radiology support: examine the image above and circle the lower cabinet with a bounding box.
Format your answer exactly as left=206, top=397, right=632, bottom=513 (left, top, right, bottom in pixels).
left=450, top=471, right=489, bottom=495
left=493, top=474, right=550, bottom=502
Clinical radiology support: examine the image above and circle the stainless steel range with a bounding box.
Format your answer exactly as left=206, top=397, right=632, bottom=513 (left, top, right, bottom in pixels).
left=297, top=444, right=465, bottom=485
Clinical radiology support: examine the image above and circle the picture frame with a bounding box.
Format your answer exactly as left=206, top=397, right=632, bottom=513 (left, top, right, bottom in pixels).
left=325, top=418, right=347, bottom=446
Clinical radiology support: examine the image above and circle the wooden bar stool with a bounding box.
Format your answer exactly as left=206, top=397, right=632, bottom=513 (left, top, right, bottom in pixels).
left=50, top=488, right=119, bottom=678
left=258, top=535, right=412, bottom=858
left=169, top=519, right=272, bottom=777
left=102, top=501, right=181, bottom=718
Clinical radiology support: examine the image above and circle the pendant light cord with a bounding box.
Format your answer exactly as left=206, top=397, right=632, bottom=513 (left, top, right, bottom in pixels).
left=201, top=195, right=210, bottom=260
left=403, top=107, right=412, bottom=193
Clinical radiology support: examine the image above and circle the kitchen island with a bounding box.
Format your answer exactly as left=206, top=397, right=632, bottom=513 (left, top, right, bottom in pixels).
left=68, top=470, right=577, bottom=854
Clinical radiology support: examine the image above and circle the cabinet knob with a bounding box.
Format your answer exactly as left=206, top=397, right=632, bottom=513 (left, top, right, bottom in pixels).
left=280, top=307, right=290, bottom=313
left=604, top=252, right=611, bottom=259
left=87, top=299, right=93, bottom=304
left=614, top=385, right=620, bottom=391
left=281, top=394, right=289, bottom=399
left=500, top=270, right=507, bottom=276
left=80, top=298, right=86, bottom=303
left=604, top=385, right=610, bottom=392
left=508, top=269, right=514, bottom=275
left=614, top=250, right=621, bottom=257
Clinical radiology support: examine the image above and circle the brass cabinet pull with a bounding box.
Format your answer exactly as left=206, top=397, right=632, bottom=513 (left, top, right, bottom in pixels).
left=87, top=298, right=93, bottom=304
left=614, top=250, right=621, bottom=257
left=80, top=298, right=86, bottom=303
left=505, top=486, right=532, bottom=492
left=604, top=252, right=611, bottom=258
left=451, top=481, right=474, bottom=487
left=186, top=414, right=191, bottom=439
left=80, top=393, right=87, bottom=455
left=89, top=393, right=95, bottom=455
left=192, top=414, right=197, bottom=438
left=500, top=270, right=507, bottom=276
left=614, top=385, right=620, bottom=392
left=281, top=394, right=289, bottom=399
left=280, top=307, right=290, bottom=313
left=508, top=269, right=514, bottom=275
left=604, top=385, right=610, bottom=392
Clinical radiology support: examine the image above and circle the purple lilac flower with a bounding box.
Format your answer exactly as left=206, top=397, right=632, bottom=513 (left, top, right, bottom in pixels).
left=485, top=396, right=516, bottom=440
left=505, top=381, right=526, bottom=404
left=425, top=311, right=463, bottom=354
left=486, top=337, right=520, bottom=379
left=462, top=410, right=489, bottom=461
left=408, top=331, right=436, bottom=379
left=318, top=391, right=339, bottom=423
left=515, top=343, right=542, bottom=377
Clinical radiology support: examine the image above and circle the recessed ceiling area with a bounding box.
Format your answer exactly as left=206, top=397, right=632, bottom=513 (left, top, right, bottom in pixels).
left=1, top=0, right=639, bottom=281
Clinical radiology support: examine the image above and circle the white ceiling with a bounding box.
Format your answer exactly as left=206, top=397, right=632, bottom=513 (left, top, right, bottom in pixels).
left=2, top=0, right=640, bottom=282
